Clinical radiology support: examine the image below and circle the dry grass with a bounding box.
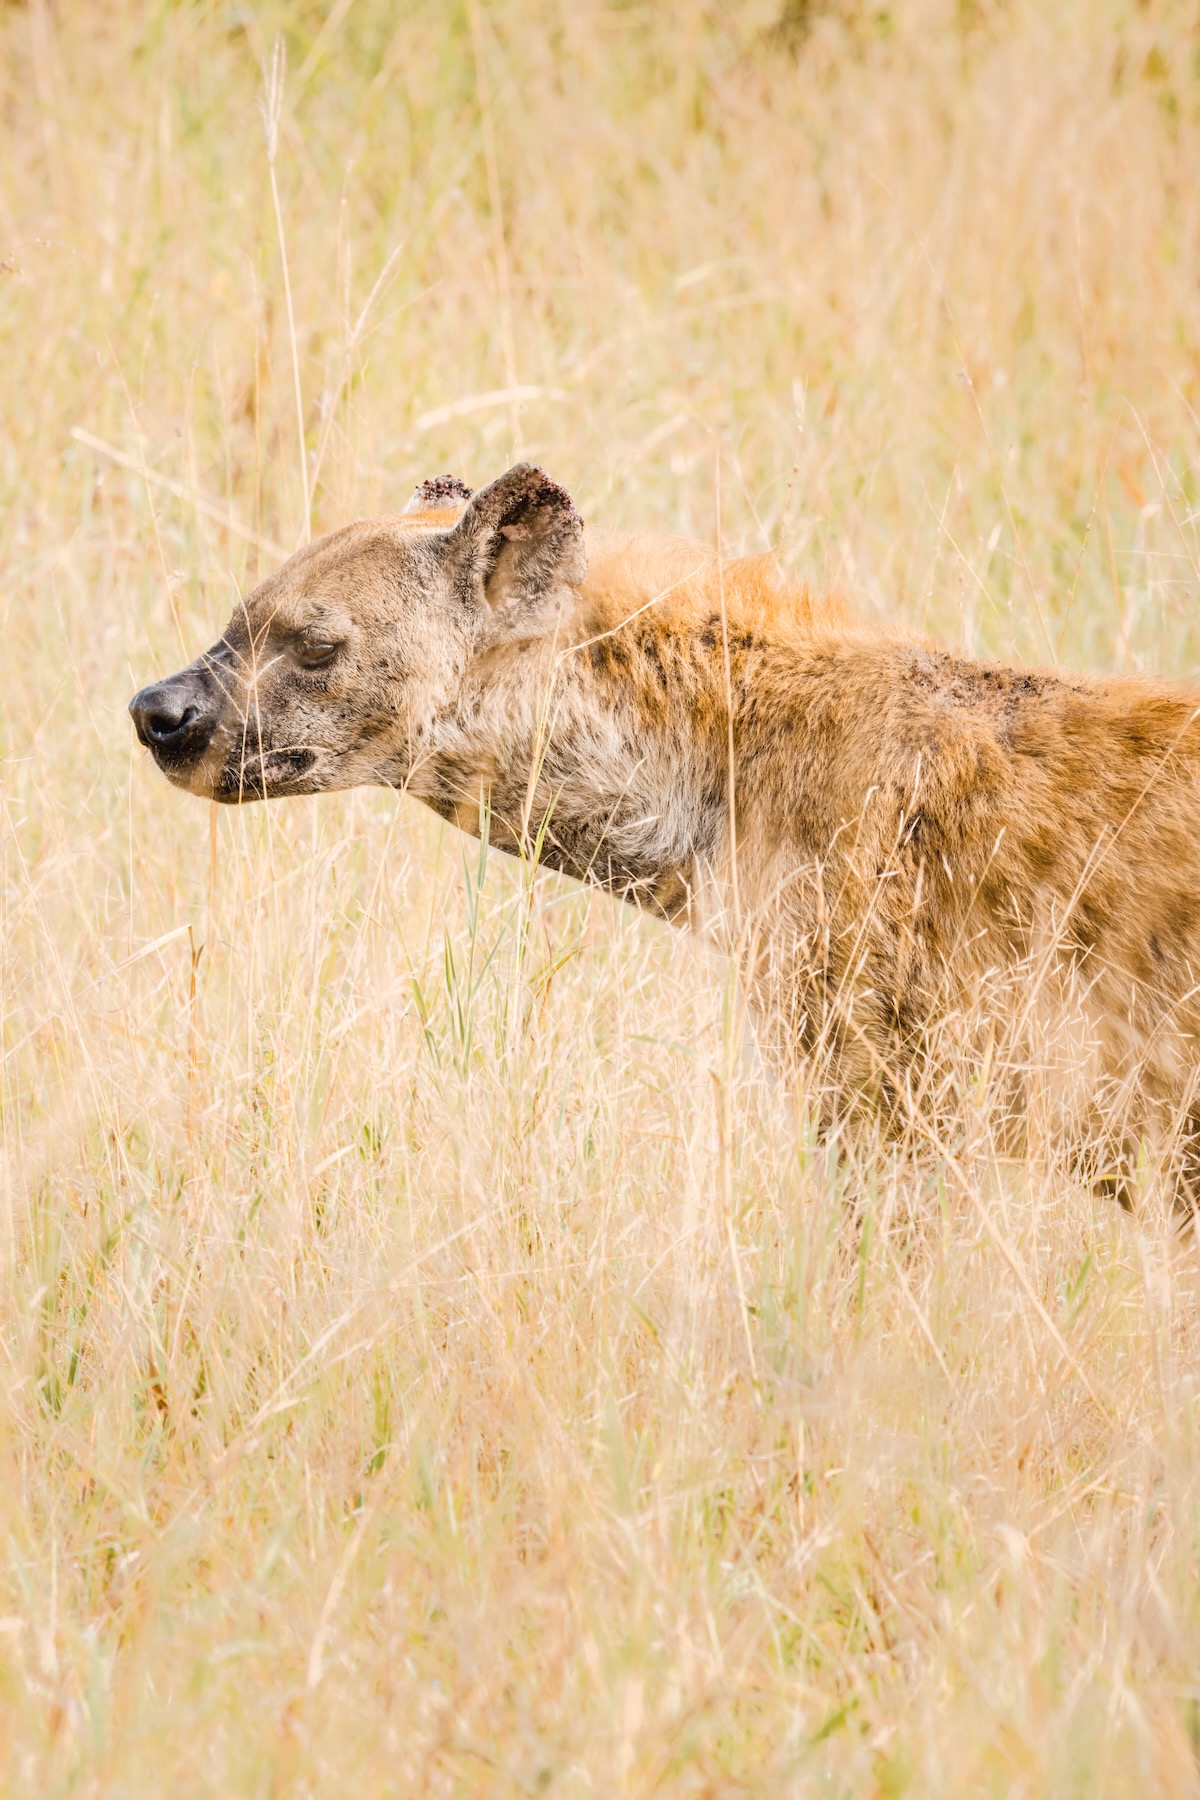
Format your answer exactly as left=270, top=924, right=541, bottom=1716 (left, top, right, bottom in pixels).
left=4, top=0, right=1200, bottom=1792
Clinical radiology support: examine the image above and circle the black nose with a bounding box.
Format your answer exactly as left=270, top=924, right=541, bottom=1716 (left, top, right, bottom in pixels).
left=129, top=679, right=217, bottom=760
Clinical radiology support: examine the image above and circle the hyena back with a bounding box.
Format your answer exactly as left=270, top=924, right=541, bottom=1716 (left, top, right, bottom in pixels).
left=129, top=463, right=1200, bottom=1200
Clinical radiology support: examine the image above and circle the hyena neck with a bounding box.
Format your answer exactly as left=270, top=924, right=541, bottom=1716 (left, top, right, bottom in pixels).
left=409, top=619, right=732, bottom=923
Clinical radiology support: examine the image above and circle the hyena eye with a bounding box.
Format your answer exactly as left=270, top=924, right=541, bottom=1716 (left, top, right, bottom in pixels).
left=294, top=637, right=343, bottom=670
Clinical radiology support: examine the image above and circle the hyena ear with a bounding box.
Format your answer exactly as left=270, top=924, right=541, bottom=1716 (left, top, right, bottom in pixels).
left=403, top=474, right=473, bottom=514
left=446, top=463, right=586, bottom=616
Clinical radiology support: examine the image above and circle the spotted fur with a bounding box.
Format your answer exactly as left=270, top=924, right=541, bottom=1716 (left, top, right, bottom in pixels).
left=130, top=463, right=1200, bottom=1194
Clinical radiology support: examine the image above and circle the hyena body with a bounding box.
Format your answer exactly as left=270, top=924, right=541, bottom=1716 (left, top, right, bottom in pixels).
left=130, top=465, right=1200, bottom=1191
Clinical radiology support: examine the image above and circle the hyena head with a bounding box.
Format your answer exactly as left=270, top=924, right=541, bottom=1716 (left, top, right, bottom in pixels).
left=128, top=464, right=585, bottom=803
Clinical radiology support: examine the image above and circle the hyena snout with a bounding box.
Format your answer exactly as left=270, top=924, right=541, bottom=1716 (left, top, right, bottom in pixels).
left=128, top=668, right=220, bottom=767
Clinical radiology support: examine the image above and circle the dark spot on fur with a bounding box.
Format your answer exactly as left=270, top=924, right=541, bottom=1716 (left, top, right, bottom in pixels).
left=640, top=634, right=669, bottom=689
left=357, top=711, right=394, bottom=742
left=902, top=809, right=925, bottom=849
left=586, top=638, right=631, bottom=676
left=701, top=776, right=726, bottom=818
left=1022, top=822, right=1059, bottom=878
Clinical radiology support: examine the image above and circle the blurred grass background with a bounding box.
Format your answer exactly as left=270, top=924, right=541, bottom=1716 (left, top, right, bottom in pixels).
left=3, top=1, right=1200, bottom=1793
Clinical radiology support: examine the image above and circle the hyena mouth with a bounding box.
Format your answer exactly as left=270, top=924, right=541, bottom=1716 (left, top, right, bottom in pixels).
left=213, top=747, right=318, bottom=803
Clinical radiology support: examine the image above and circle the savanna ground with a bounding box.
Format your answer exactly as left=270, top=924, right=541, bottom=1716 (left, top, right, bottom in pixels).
left=3, top=1, right=1200, bottom=1793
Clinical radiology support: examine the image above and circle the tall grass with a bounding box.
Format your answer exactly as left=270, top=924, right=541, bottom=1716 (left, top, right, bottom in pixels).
left=3, top=1, right=1200, bottom=1792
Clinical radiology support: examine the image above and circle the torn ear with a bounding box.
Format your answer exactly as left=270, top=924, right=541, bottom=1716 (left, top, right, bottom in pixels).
left=403, top=474, right=473, bottom=515
left=448, top=463, right=586, bottom=616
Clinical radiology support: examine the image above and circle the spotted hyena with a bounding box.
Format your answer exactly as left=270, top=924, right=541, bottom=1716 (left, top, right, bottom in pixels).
left=130, top=463, right=1200, bottom=1200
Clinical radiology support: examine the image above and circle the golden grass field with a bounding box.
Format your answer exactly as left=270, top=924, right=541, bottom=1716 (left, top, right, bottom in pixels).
left=5, top=0, right=1200, bottom=1792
